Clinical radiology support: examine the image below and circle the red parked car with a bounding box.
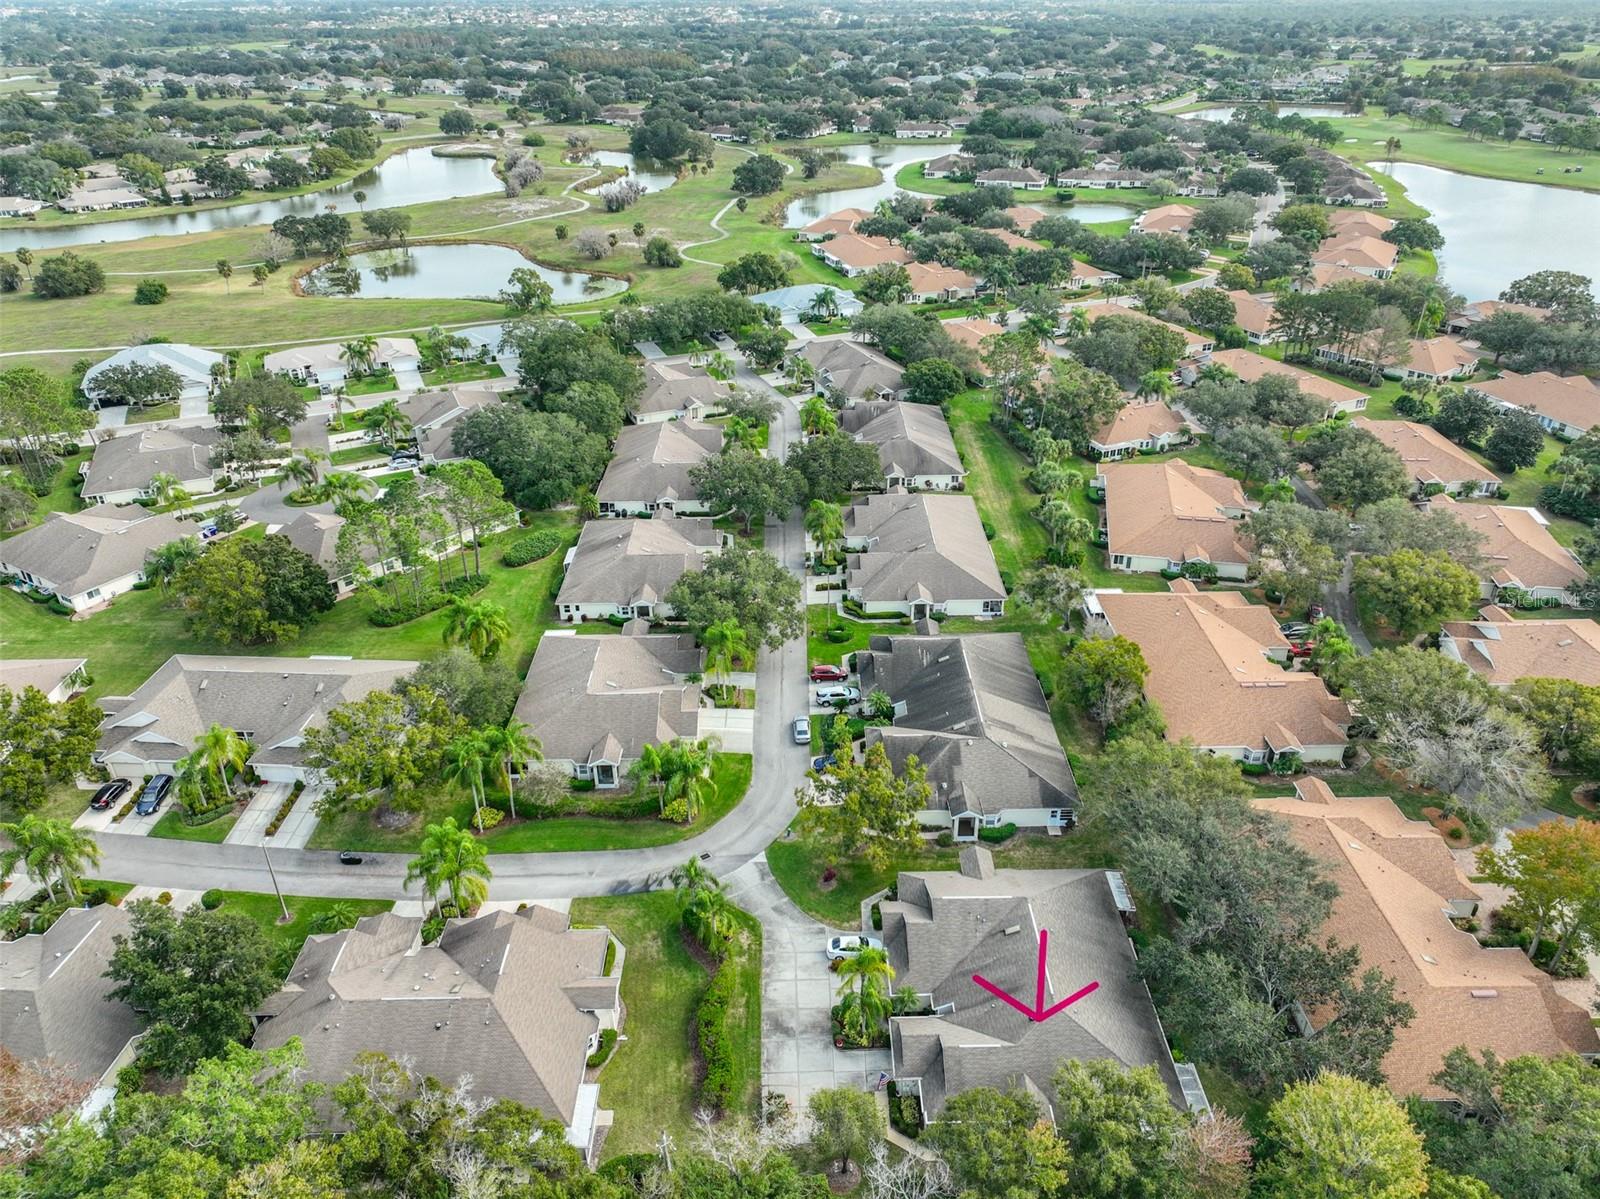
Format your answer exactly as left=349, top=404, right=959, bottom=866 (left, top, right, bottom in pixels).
left=809, top=664, right=848, bottom=682
left=1288, top=640, right=1316, bottom=659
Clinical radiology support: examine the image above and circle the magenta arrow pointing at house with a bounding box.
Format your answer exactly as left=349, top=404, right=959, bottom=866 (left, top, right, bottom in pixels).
left=971, top=929, right=1099, bottom=1022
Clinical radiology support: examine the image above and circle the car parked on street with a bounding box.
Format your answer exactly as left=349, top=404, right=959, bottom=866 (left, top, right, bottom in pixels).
left=826, top=934, right=884, bottom=960
left=88, top=779, right=132, bottom=811
left=792, top=717, right=812, bottom=745
left=134, top=774, right=174, bottom=816
left=809, top=664, right=848, bottom=682
left=814, top=685, right=860, bottom=705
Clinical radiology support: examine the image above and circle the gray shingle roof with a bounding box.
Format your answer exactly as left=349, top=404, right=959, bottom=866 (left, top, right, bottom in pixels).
left=0, top=658, right=87, bottom=698
left=0, top=906, right=143, bottom=1083
left=839, top=400, right=964, bottom=481
left=844, top=493, right=1004, bottom=603
left=858, top=634, right=1077, bottom=817
left=596, top=421, right=723, bottom=505
left=81, top=343, right=223, bottom=398
left=97, top=655, right=418, bottom=773
left=636, top=361, right=729, bottom=417
left=884, top=864, right=1182, bottom=1120
left=253, top=908, right=617, bottom=1126
left=81, top=425, right=223, bottom=498
left=0, top=505, right=196, bottom=598
left=556, top=515, right=721, bottom=607
left=800, top=339, right=905, bottom=399
left=514, top=632, right=703, bottom=766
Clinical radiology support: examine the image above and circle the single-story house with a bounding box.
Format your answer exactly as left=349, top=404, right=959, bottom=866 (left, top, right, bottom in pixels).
left=596, top=420, right=724, bottom=516
left=975, top=167, right=1047, bottom=190
left=923, top=153, right=974, bottom=179
left=1067, top=259, right=1120, bottom=289
left=0, top=506, right=196, bottom=612
left=1444, top=299, right=1548, bottom=336
left=1311, top=233, right=1398, bottom=279
left=988, top=229, right=1044, bottom=253
left=1351, top=418, right=1499, bottom=497
left=79, top=425, right=224, bottom=505
left=1427, top=495, right=1589, bottom=606
left=1133, top=203, right=1199, bottom=236
left=453, top=323, right=519, bottom=374
left=812, top=233, right=914, bottom=277
left=1054, top=167, right=1155, bottom=189
left=1002, top=205, right=1047, bottom=232
left=941, top=316, right=1006, bottom=358
left=281, top=510, right=365, bottom=592
left=1296, top=261, right=1373, bottom=293
left=1439, top=606, right=1600, bottom=687
left=1325, top=209, right=1395, bottom=239
left=401, top=385, right=502, bottom=464
left=0, top=658, right=89, bottom=703
left=1088, top=583, right=1351, bottom=764
left=842, top=492, right=1006, bottom=618
left=799, top=338, right=907, bottom=401
left=1089, top=401, right=1189, bottom=461
left=81, top=343, right=225, bottom=407
left=886, top=848, right=1197, bottom=1124
left=57, top=185, right=148, bottom=213
left=97, top=655, right=417, bottom=783
left=1259, top=779, right=1598, bottom=1098
left=1073, top=301, right=1214, bottom=358
left=514, top=629, right=703, bottom=788
left=1316, top=335, right=1480, bottom=384
left=0, top=906, right=144, bottom=1121
left=748, top=283, right=864, bottom=324
left=633, top=360, right=730, bottom=424
left=796, top=207, right=873, bottom=242
left=904, top=261, right=979, bottom=302
left=1097, top=459, right=1257, bottom=580
left=0, top=196, right=45, bottom=217
left=856, top=634, right=1079, bottom=836
left=1222, top=290, right=1279, bottom=344
left=894, top=122, right=952, bottom=138
left=1467, top=371, right=1600, bottom=440
left=262, top=337, right=420, bottom=391
left=839, top=400, right=966, bottom=490
left=253, top=909, right=620, bottom=1163
left=555, top=514, right=723, bottom=623
left=1194, top=349, right=1368, bottom=416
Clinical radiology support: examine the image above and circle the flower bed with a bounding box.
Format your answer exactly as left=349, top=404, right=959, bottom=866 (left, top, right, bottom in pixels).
left=265, top=781, right=305, bottom=838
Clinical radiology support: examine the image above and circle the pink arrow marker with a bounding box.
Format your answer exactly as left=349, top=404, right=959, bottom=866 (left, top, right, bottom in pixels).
left=972, top=929, right=1099, bottom=1022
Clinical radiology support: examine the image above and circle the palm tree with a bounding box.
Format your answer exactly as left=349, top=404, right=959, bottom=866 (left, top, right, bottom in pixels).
left=1037, top=498, right=1092, bottom=549
left=442, top=595, right=511, bottom=661
left=632, top=742, right=670, bottom=814
left=15, top=247, right=32, bottom=279
left=321, top=471, right=375, bottom=511
left=703, top=618, right=750, bottom=701
left=340, top=335, right=378, bottom=376
left=785, top=356, right=817, bottom=390
left=405, top=817, right=491, bottom=914
left=1064, top=306, right=1091, bottom=339
left=193, top=723, right=251, bottom=795
left=443, top=732, right=491, bottom=822
left=865, top=688, right=895, bottom=723
left=659, top=737, right=717, bottom=823
left=1136, top=370, right=1177, bottom=403
left=479, top=718, right=540, bottom=819
left=366, top=399, right=410, bottom=448
left=800, top=394, right=837, bottom=436
left=1384, top=137, right=1401, bottom=165
left=680, top=871, right=737, bottom=952
left=251, top=264, right=269, bottom=288
left=280, top=448, right=329, bottom=491
left=147, top=471, right=190, bottom=509
left=171, top=753, right=209, bottom=815
left=143, top=534, right=203, bottom=594
left=0, top=815, right=101, bottom=904
left=722, top=416, right=760, bottom=450
left=353, top=189, right=367, bottom=210
left=574, top=488, right=601, bottom=521
left=215, top=257, right=234, bottom=295
left=810, top=286, right=841, bottom=321
left=804, top=499, right=844, bottom=566
left=835, top=945, right=895, bottom=1031
left=705, top=350, right=733, bottom=382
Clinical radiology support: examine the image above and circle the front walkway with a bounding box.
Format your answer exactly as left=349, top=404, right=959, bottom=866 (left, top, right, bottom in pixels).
left=723, top=856, right=891, bottom=1117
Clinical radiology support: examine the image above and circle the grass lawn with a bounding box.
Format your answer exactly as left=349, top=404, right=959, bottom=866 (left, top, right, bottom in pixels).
left=806, top=604, right=895, bottom=666
left=127, top=402, right=180, bottom=424
left=571, top=891, right=762, bottom=1157
left=1325, top=112, right=1599, bottom=193
left=344, top=373, right=399, bottom=397
left=0, top=515, right=578, bottom=701
left=0, top=450, right=87, bottom=539
left=421, top=361, right=506, bottom=386
left=204, top=889, right=394, bottom=958
left=5, top=780, right=93, bottom=825
left=329, top=444, right=389, bottom=466
left=149, top=807, right=241, bottom=844
left=767, top=824, right=1119, bottom=928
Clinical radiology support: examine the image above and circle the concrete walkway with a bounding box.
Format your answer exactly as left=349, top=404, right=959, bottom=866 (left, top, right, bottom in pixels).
left=723, top=855, right=891, bottom=1115
left=224, top=783, right=293, bottom=847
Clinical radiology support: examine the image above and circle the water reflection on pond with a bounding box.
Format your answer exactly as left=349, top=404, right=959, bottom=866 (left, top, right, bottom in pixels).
left=301, top=243, right=627, bottom=303
left=1185, top=104, right=1352, bottom=123
left=582, top=150, right=680, bottom=193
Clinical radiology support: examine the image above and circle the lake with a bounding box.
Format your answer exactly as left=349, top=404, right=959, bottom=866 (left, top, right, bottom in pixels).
left=1384, top=162, right=1600, bottom=299
left=1186, top=104, right=1352, bottom=123
left=0, top=146, right=501, bottom=252
left=299, top=243, right=628, bottom=304
left=582, top=150, right=679, bottom=193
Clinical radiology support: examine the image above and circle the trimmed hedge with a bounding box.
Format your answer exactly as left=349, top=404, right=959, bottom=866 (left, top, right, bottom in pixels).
left=978, top=822, right=1018, bottom=845
left=502, top=530, right=563, bottom=567
left=695, top=961, right=738, bottom=1113
left=586, top=1027, right=618, bottom=1068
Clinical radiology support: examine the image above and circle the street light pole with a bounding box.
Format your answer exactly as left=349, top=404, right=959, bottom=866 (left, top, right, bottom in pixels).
left=261, top=845, right=291, bottom=923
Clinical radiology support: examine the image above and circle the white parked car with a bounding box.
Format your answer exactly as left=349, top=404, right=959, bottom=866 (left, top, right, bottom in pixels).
left=826, top=935, right=884, bottom=960
left=814, top=685, right=861, bottom=705
left=792, top=717, right=812, bottom=745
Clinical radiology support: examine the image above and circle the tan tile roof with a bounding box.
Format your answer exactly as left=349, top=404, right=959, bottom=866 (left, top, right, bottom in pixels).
left=1003, top=205, right=1047, bottom=232
left=801, top=207, right=873, bottom=237
left=1223, top=289, right=1277, bottom=338
left=1092, top=400, right=1185, bottom=448
left=989, top=228, right=1044, bottom=252
left=1100, top=459, right=1256, bottom=567
left=1305, top=261, right=1371, bottom=290
left=1428, top=495, right=1588, bottom=594
left=905, top=261, right=979, bottom=294
left=1205, top=349, right=1368, bottom=413
left=942, top=317, right=1006, bottom=353
left=1078, top=301, right=1207, bottom=352
left=1402, top=336, right=1481, bottom=377
left=1440, top=611, right=1600, bottom=686
left=1352, top=418, right=1496, bottom=488
left=1096, top=583, right=1350, bottom=752
left=1137, top=203, right=1198, bottom=234
left=818, top=233, right=914, bottom=271
left=1260, top=786, right=1599, bottom=1098
left=1470, top=371, right=1600, bottom=434
left=1070, top=258, right=1119, bottom=282
left=0, top=658, right=87, bottom=698
left=1449, top=299, right=1548, bottom=327
left=1326, top=209, right=1395, bottom=237
left=1313, top=233, right=1399, bottom=273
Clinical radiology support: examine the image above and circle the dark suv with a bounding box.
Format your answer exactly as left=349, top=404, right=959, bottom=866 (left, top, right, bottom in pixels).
left=134, top=774, right=174, bottom=816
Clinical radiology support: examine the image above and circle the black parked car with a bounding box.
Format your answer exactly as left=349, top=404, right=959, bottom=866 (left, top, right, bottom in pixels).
left=338, top=851, right=364, bottom=866
left=134, top=774, right=174, bottom=816
left=88, top=779, right=132, bottom=810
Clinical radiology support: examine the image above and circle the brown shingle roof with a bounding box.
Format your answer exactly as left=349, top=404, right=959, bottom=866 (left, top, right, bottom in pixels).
left=1440, top=609, right=1600, bottom=686
left=1470, top=371, right=1600, bottom=434
left=1352, top=418, right=1497, bottom=488
left=1100, top=459, right=1256, bottom=567
left=1204, top=349, right=1367, bottom=414
left=1427, top=495, right=1588, bottom=595
left=1092, top=401, right=1185, bottom=449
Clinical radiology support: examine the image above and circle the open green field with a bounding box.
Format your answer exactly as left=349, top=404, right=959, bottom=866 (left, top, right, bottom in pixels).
left=0, top=514, right=578, bottom=700
left=572, top=891, right=761, bottom=1157
left=1326, top=112, right=1600, bottom=192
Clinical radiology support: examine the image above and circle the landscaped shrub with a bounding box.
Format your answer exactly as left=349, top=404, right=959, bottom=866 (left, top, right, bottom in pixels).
left=47, top=600, right=74, bottom=615
left=201, top=889, right=224, bottom=910
left=826, top=627, right=850, bottom=643
left=569, top=777, right=597, bottom=792
left=502, top=529, right=563, bottom=567
left=440, top=572, right=490, bottom=597
left=586, top=1027, right=618, bottom=1068
left=156, top=891, right=173, bottom=905
left=86, top=887, right=112, bottom=907
left=935, top=831, right=955, bottom=847
left=1240, top=762, right=1269, bottom=777
left=696, top=962, right=738, bottom=1112
left=660, top=798, right=690, bottom=823
left=473, top=807, right=503, bottom=832
left=978, top=822, right=1018, bottom=844
left=1269, top=752, right=1303, bottom=777
left=1180, top=560, right=1219, bottom=583
left=605, top=613, right=629, bottom=627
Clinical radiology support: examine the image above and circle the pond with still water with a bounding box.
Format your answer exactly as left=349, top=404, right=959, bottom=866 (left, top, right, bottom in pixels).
left=1185, top=104, right=1352, bottom=123
left=1384, top=162, right=1600, bottom=299
left=582, top=150, right=679, bottom=193
left=0, top=146, right=501, bottom=252
left=300, top=242, right=627, bottom=304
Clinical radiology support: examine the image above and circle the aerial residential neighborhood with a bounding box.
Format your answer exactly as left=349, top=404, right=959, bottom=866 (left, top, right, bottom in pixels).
left=2, top=2, right=1599, bottom=1196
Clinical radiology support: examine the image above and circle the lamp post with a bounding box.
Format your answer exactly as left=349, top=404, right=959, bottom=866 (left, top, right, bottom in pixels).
left=261, top=845, right=291, bottom=924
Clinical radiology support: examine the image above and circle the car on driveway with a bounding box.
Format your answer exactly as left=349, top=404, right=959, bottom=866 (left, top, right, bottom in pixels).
left=826, top=934, right=884, bottom=960
left=1288, top=639, right=1316, bottom=659
left=88, top=779, right=132, bottom=811
left=814, top=685, right=860, bottom=706
left=134, top=774, right=174, bottom=816
left=811, top=753, right=837, bottom=772
left=792, top=717, right=812, bottom=745
left=1278, top=621, right=1311, bottom=639
left=809, top=664, right=848, bottom=682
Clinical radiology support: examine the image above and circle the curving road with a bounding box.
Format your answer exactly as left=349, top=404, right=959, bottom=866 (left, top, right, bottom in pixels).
left=87, top=368, right=813, bottom=902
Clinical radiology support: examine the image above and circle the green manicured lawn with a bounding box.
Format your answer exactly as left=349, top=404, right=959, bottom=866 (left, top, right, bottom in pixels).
left=127, top=402, right=181, bottom=424
left=149, top=807, right=241, bottom=844
left=204, top=889, right=394, bottom=957
left=344, top=373, right=398, bottom=396
left=329, top=444, right=388, bottom=465
left=767, top=824, right=1118, bottom=928
left=1, top=450, right=87, bottom=539
left=571, top=891, right=762, bottom=1157
left=421, top=361, right=506, bottom=386
left=1325, top=112, right=1599, bottom=193
left=7, top=780, right=93, bottom=825
left=806, top=604, right=890, bottom=666
left=0, top=515, right=578, bottom=701
left=81, top=880, right=136, bottom=905
left=309, top=753, right=753, bottom=853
